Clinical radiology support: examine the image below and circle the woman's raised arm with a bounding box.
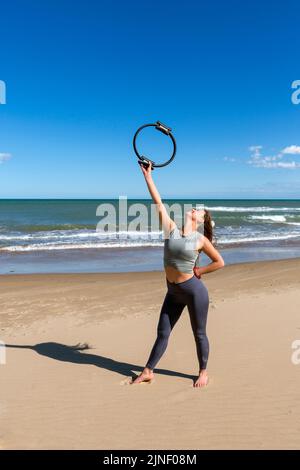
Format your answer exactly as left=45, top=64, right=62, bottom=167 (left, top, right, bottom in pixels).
left=139, top=163, right=176, bottom=234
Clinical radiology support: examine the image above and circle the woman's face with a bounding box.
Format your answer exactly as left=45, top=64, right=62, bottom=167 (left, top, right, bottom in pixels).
left=187, top=208, right=205, bottom=223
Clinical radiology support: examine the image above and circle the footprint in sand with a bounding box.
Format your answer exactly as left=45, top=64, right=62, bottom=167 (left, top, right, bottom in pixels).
left=163, top=379, right=213, bottom=403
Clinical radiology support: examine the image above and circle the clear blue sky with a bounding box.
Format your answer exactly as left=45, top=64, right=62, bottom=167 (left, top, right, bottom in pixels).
left=0, top=0, right=300, bottom=198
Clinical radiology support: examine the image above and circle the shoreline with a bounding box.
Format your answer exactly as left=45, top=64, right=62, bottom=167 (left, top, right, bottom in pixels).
left=1, top=256, right=300, bottom=282
left=1, top=255, right=300, bottom=279
left=1, top=244, right=300, bottom=275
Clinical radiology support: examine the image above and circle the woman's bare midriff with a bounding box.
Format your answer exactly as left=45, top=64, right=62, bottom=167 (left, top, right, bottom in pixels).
left=165, top=266, right=194, bottom=284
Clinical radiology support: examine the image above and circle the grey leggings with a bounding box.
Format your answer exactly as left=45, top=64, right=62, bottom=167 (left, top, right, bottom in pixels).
left=145, top=274, right=209, bottom=371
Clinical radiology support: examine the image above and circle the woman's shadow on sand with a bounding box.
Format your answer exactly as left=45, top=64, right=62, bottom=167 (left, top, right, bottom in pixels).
left=6, top=342, right=195, bottom=382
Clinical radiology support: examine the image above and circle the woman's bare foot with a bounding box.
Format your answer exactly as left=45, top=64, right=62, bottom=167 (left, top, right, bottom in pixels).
left=194, top=369, right=209, bottom=388
left=130, top=367, right=154, bottom=384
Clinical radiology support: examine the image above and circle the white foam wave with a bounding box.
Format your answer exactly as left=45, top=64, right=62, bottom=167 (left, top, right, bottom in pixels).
left=249, top=215, right=287, bottom=222
left=0, top=241, right=164, bottom=252
left=219, top=233, right=300, bottom=244
left=2, top=231, right=300, bottom=252
left=0, top=230, right=163, bottom=242
left=207, top=206, right=300, bottom=213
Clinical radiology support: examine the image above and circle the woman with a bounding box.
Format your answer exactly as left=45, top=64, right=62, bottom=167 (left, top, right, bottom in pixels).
left=131, top=163, right=225, bottom=387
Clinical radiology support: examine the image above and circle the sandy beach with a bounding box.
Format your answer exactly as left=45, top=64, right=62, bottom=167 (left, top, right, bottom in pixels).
left=1, top=258, right=300, bottom=450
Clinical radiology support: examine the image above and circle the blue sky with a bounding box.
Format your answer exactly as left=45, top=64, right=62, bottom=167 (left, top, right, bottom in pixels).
left=0, top=0, right=300, bottom=198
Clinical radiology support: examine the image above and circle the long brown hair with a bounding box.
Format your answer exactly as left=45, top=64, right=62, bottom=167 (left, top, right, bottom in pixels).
left=204, top=209, right=214, bottom=243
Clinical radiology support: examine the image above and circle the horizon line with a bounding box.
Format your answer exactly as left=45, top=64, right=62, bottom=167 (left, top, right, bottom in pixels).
left=0, top=197, right=300, bottom=201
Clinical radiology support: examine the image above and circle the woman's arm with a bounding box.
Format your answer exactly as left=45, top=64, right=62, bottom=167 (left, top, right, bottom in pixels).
left=139, top=163, right=176, bottom=234
left=193, top=236, right=225, bottom=278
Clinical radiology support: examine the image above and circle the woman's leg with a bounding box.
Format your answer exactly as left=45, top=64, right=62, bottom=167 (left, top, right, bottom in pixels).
left=145, top=292, right=186, bottom=370
left=131, top=291, right=185, bottom=383
left=186, top=280, right=210, bottom=385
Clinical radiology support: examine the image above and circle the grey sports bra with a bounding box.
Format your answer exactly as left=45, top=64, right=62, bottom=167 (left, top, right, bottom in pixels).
left=163, top=225, right=203, bottom=274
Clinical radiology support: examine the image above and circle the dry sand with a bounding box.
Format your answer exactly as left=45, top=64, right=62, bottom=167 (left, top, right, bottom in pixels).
left=1, top=258, right=300, bottom=449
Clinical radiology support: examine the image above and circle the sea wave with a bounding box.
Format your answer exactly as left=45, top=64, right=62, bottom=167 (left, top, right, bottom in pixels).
left=0, top=224, right=97, bottom=233
left=207, top=206, right=300, bottom=213
left=0, top=241, right=164, bottom=252
left=0, top=229, right=163, bottom=241
left=1, top=231, right=300, bottom=252
left=249, top=215, right=287, bottom=222
left=220, top=233, right=300, bottom=244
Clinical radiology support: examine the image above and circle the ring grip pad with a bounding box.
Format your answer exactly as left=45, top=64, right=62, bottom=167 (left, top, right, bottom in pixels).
left=155, top=121, right=171, bottom=135
left=138, top=156, right=155, bottom=170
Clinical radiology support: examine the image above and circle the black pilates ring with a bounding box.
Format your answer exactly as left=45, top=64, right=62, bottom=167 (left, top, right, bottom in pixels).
left=133, top=121, right=176, bottom=169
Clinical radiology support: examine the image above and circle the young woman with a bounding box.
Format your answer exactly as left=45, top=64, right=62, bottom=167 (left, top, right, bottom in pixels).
left=131, top=163, right=225, bottom=387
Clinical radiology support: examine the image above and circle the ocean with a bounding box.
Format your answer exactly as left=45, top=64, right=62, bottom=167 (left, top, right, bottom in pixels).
left=1, top=199, right=300, bottom=274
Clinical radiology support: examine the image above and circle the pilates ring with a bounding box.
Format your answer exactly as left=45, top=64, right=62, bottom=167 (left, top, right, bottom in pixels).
left=133, top=121, right=176, bottom=169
